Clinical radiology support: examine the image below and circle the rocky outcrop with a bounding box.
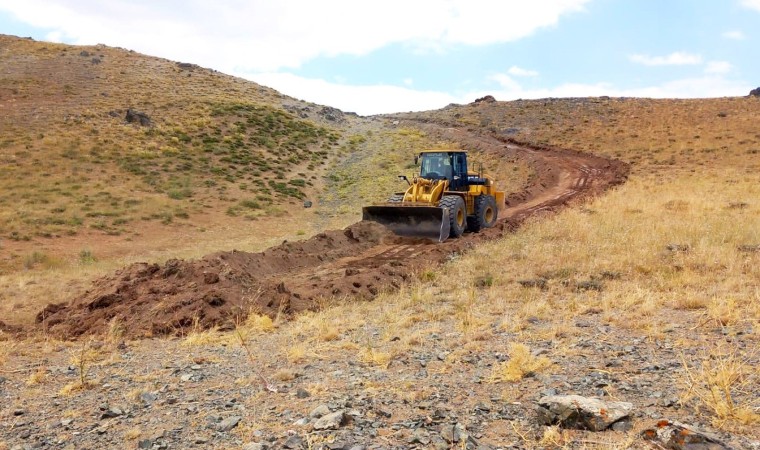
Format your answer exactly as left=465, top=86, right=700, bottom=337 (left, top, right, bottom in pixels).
left=125, top=108, right=152, bottom=126
left=473, top=95, right=496, bottom=104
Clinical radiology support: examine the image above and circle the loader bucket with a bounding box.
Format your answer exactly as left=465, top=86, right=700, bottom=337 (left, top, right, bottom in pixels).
left=362, top=205, right=451, bottom=242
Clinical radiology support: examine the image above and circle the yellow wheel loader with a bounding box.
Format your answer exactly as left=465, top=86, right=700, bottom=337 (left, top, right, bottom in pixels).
left=362, top=150, right=505, bottom=242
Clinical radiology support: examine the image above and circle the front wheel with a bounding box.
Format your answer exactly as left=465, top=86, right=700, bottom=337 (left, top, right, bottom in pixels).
left=467, top=195, right=498, bottom=232
left=439, top=195, right=466, bottom=238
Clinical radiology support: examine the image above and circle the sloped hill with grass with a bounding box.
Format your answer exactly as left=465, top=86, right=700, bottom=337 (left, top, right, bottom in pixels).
left=0, top=34, right=345, bottom=270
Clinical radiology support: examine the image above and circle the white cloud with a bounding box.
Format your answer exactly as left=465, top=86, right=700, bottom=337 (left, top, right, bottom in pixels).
left=705, top=61, right=733, bottom=74
left=244, top=72, right=457, bottom=115
left=722, top=30, right=745, bottom=40
left=403, top=78, right=414, bottom=86
left=507, top=66, right=539, bottom=77
left=0, top=0, right=591, bottom=72
left=629, top=52, right=703, bottom=66
left=488, top=73, right=522, bottom=92
left=740, top=0, right=760, bottom=11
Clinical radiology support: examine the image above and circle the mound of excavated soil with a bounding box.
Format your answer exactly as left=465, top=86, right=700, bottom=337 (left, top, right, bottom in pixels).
left=35, top=221, right=460, bottom=339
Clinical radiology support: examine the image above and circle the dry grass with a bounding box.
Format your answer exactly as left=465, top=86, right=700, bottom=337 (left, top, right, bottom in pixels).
left=680, top=345, right=760, bottom=429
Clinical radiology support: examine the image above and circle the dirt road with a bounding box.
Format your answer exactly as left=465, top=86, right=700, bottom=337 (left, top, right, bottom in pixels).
left=35, top=125, right=629, bottom=339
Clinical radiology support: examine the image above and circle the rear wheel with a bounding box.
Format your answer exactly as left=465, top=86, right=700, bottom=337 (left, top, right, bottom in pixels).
left=467, top=195, right=498, bottom=232
left=439, top=195, right=466, bottom=238
left=388, top=193, right=404, bottom=203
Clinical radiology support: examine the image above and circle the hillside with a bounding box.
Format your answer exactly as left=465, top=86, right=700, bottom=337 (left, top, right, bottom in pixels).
left=1, top=34, right=759, bottom=450
left=0, top=34, right=343, bottom=265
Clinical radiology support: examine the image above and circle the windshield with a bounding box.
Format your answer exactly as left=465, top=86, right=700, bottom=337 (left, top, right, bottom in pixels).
left=420, top=152, right=452, bottom=180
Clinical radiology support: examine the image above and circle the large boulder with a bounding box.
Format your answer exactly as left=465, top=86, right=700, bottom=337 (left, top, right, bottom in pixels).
left=536, top=395, right=634, bottom=431
left=749, top=87, right=760, bottom=97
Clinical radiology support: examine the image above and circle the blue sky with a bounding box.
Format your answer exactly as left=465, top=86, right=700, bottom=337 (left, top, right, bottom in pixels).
left=0, top=0, right=757, bottom=114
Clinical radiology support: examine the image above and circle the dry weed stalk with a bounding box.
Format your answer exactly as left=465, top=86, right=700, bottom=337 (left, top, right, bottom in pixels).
left=233, top=325, right=278, bottom=393
left=60, top=339, right=102, bottom=394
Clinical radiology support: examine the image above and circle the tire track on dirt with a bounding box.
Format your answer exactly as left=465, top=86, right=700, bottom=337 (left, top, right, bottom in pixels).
left=34, top=124, right=629, bottom=339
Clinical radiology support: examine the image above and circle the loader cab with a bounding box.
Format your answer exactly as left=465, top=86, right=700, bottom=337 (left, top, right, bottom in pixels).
left=418, top=151, right=469, bottom=191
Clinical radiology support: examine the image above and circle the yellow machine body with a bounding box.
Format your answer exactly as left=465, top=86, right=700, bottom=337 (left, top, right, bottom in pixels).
left=362, top=150, right=505, bottom=242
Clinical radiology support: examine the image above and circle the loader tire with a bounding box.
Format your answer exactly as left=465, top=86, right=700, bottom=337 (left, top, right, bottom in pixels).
left=388, top=193, right=404, bottom=203
left=440, top=195, right=466, bottom=238
left=467, top=195, right=498, bottom=232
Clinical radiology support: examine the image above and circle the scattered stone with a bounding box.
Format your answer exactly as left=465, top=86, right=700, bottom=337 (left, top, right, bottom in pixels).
left=318, top=106, right=344, bottom=123
left=410, top=428, right=431, bottom=445
left=296, top=388, right=310, bottom=398
left=737, top=244, right=760, bottom=253
left=642, top=420, right=734, bottom=449
left=303, top=200, right=313, bottom=208
left=176, top=62, right=200, bottom=71
left=140, top=392, right=158, bottom=404
left=536, top=395, right=634, bottom=431
left=283, top=434, right=304, bottom=449
left=576, top=279, right=604, bottom=292
left=137, top=439, right=154, bottom=449
left=100, top=407, right=123, bottom=419
left=309, top=404, right=331, bottom=418
left=243, top=444, right=268, bottom=450
left=217, top=416, right=242, bottom=432
left=313, top=411, right=346, bottom=430
left=666, top=243, right=690, bottom=253
left=610, top=419, right=633, bottom=432
left=518, top=278, right=548, bottom=289
left=79, top=50, right=90, bottom=57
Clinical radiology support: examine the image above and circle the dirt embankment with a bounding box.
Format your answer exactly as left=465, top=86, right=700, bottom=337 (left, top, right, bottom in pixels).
left=34, top=126, right=629, bottom=340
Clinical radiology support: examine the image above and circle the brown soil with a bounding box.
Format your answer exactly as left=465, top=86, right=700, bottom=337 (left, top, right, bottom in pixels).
left=33, top=125, right=629, bottom=339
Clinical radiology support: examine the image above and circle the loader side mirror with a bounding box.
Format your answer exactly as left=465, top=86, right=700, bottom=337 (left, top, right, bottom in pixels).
left=398, top=175, right=411, bottom=185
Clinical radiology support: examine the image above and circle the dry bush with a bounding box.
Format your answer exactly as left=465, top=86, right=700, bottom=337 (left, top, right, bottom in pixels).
left=244, top=313, right=275, bottom=333
left=360, top=347, right=395, bottom=368
left=489, top=342, right=551, bottom=383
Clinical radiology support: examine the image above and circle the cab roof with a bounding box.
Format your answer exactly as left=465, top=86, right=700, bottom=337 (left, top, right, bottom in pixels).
left=418, top=149, right=467, bottom=154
